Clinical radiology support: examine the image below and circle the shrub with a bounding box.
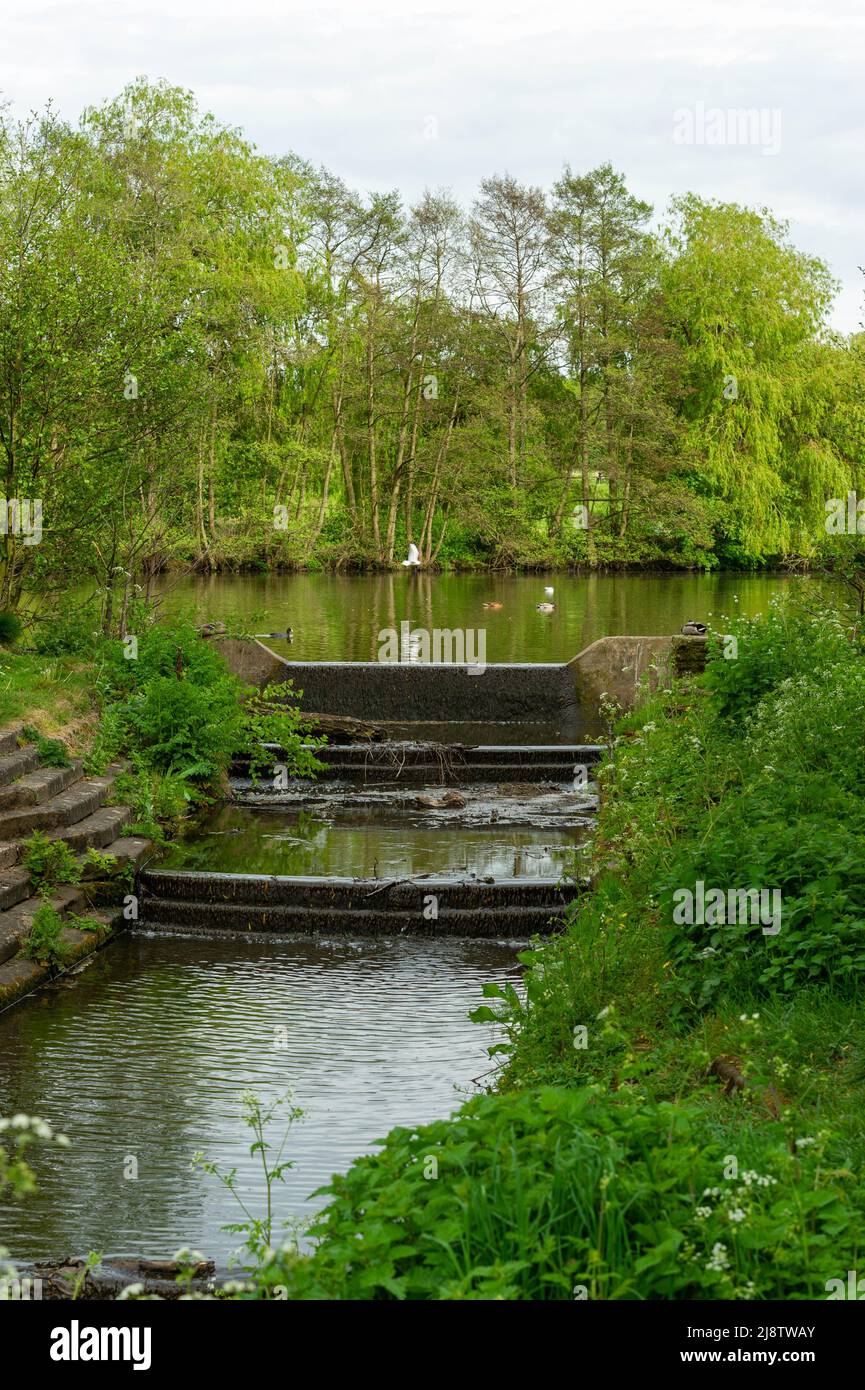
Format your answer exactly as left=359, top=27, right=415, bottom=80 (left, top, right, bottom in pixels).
left=22, top=725, right=71, bottom=768
left=90, top=622, right=323, bottom=804
left=0, top=611, right=22, bottom=645
left=257, top=1086, right=863, bottom=1301
left=31, top=601, right=102, bottom=656
left=22, top=831, right=81, bottom=889
left=702, top=599, right=854, bottom=723
left=21, top=898, right=68, bottom=966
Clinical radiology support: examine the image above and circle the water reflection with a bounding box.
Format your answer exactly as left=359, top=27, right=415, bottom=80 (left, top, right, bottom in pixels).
left=156, top=806, right=582, bottom=880
left=0, top=935, right=521, bottom=1263
left=154, top=571, right=811, bottom=664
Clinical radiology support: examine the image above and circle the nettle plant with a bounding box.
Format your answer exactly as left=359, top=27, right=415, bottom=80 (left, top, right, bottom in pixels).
left=249, top=1086, right=861, bottom=1301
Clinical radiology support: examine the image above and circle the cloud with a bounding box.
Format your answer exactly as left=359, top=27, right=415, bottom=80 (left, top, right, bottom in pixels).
left=1, top=0, right=861, bottom=330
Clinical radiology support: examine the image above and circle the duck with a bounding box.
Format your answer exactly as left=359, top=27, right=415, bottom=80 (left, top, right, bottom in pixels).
left=255, top=628, right=293, bottom=642
left=402, top=542, right=421, bottom=568
left=681, top=620, right=707, bottom=636
left=537, top=602, right=556, bottom=614
left=482, top=601, right=504, bottom=610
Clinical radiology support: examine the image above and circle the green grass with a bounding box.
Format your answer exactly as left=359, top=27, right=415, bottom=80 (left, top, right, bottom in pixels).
left=0, top=651, right=94, bottom=740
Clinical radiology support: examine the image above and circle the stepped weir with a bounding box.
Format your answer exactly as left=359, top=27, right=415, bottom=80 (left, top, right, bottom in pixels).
left=135, top=634, right=706, bottom=938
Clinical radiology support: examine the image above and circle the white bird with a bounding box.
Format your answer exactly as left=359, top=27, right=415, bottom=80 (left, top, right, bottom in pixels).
left=537, top=602, right=556, bottom=614
left=544, top=586, right=554, bottom=597
left=402, top=542, right=421, bottom=568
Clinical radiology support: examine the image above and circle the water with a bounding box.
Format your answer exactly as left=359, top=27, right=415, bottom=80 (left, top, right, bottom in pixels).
left=155, top=805, right=585, bottom=880
left=0, top=934, right=521, bottom=1264
left=154, top=570, right=804, bottom=663
left=3, top=569, right=803, bottom=1265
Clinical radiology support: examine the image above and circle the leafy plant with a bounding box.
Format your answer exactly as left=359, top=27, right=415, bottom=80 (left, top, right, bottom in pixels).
left=21, top=896, right=68, bottom=966
left=21, top=724, right=71, bottom=768
left=243, top=682, right=326, bottom=783
left=256, top=1086, right=863, bottom=1301
left=0, top=611, right=22, bottom=645
left=193, top=1090, right=304, bottom=1275
left=22, top=831, right=81, bottom=889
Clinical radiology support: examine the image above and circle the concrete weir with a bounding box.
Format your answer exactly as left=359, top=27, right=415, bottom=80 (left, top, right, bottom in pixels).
left=133, top=633, right=706, bottom=938
left=139, top=869, right=578, bottom=938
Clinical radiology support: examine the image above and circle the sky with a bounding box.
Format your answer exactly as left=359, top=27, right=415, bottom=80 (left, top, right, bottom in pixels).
left=1, top=0, right=863, bottom=331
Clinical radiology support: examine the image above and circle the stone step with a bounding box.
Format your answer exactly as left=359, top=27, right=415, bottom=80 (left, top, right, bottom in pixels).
left=0, top=828, right=149, bottom=908
left=98, top=836, right=154, bottom=871
left=0, top=723, right=28, bottom=759
left=0, top=865, right=33, bottom=911
left=45, top=805, right=132, bottom=853
left=0, top=884, right=87, bottom=965
left=137, top=897, right=570, bottom=938
left=0, top=759, right=84, bottom=811
left=0, top=768, right=122, bottom=840
left=0, top=744, right=41, bottom=789
left=234, top=746, right=603, bottom=788
left=0, top=910, right=119, bottom=1009
left=0, top=842, right=19, bottom=870
left=140, top=867, right=577, bottom=912
left=242, top=741, right=603, bottom=768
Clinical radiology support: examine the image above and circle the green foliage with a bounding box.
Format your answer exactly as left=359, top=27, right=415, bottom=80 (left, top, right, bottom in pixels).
left=65, top=912, right=108, bottom=934
left=22, top=725, right=72, bottom=768
left=702, top=600, right=855, bottom=722
left=0, top=611, right=22, bottom=644
left=89, top=622, right=322, bottom=836
left=81, top=847, right=119, bottom=877
left=244, top=683, right=326, bottom=782
left=193, top=1090, right=304, bottom=1274
left=98, top=621, right=255, bottom=780
left=2, top=82, right=862, bottom=599
left=22, top=831, right=81, bottom=889
left=256, top=1085, right=861, bottom=1300
left=0, top=1115, right=70, bottom=1202
left=265, top=594, right=856, bottom=1303
left=112, top=763, right=201, bottom=842
left=31, top=602, right=102, bottom=656
left=21, top=897, right=68, bottom=966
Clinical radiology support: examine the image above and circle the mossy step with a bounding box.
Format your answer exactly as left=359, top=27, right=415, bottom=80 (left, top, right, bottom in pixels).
left=0, top=759, right=84, bottom=811
left=0, top=723, right=29, bottom=759
left=98, top=836, right=153, bottom=870
left=0, top=884, right=87, bottom=966
left=45, top=804, right=132, bottom=853
left=0, top=865, right=34, bottom=911
left=0, top=830, right=148, bottom=914
left=0, top=744, right=40, bottom=789
left=138, top=897, right=568, bottom=938
left=0, top=841, right=19, bottom=870
left=0, top=767, right=122, bottom=839
left=0, top=911, right=118, bottom=1011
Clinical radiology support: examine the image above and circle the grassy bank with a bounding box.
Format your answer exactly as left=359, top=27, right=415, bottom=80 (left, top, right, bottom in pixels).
left=257, top=597, right=865, bottom=1300
left=0, top=616, right=321, bottom=839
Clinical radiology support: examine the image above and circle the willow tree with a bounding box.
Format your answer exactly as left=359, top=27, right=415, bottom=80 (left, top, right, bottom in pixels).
left=661, top=196, right=840, bottom=561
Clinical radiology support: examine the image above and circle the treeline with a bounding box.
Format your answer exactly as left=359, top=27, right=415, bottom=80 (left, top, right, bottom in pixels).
left=1, top=78, right=863, bottom=626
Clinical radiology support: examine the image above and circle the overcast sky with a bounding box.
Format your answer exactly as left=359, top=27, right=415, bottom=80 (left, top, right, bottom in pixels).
left=2, top=0, right=862, bottom=331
